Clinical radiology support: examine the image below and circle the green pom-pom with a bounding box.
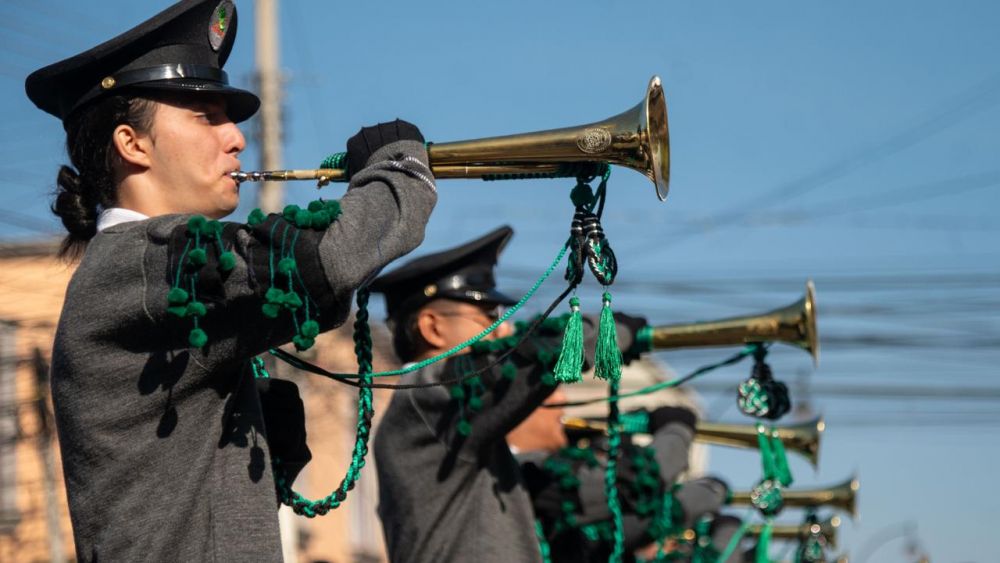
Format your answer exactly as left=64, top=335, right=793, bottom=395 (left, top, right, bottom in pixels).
left=311, top=210, right=331, bottom=229
left=167, top=305, right=188, bottom=318
left=541, top=372, right=556, bottom=386
left=247, top=208, right=266, bottom=226
left=262, top=303, right=281, bottom=318
left=277, top=257, right=297, bottom=275
left=282, top=291, right=302, bottom=310
left=325, top=199, right=342, bottom=218
left=187, top=215, right=207, bottom=234
left=457, top=420, right=472, bottom=436
left=186, top=301, right=207, bottom=318
left=293, top=335, right=315, bottom=351
left=307, top=200, right=325, bottom=212
left=294, top=209, right=312, bottom=228
left=188, top=328, right=208, bottom=348
left=501, top=362, right=517, bottom=380
left=204, top=220, right=223, bottom=237
left=449, top=385, right=466, bottom=400
left=300, top=320, right=320, bottom=338
left=218, top=251, right=236, bottom=272
left=265, top=287, right=285, bottom=303
left=468, top=396, right=483, bottom=411
left=282, top=205, right=300, bottom=221
left=187, top=248, right=207, bottom=267
left=536, top=348, right=554, bottom=366
left=167, top=287, right=189, bottom=305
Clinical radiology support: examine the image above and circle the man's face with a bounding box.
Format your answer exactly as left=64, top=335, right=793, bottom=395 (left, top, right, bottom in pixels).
left=142, top=95, right=245, bottom=218
left=419, top=299, right=512, bottom=353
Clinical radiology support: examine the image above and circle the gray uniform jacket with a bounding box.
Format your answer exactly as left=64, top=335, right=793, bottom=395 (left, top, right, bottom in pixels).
left=374, top=317, right=637, bottom=563
left=50, top=141, right=436, bottom=562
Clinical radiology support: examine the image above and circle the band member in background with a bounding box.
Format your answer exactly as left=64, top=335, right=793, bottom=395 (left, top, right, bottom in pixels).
left=25, top=0, right=436, bottom=559
left=371, top=226, right=647, bottom=562
left=511, top=401, right=737, bottom=562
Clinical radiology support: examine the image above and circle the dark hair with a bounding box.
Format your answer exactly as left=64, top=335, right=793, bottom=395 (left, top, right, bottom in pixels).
left=53, top=93, right=158, bottom=259
left=389, top=309, right=426, bottom=363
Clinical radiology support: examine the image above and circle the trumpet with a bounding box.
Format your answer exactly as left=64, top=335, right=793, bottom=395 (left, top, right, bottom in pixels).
left=747, top=515, right=842, bottom=549
left=640, top=281, right=819, bottom=365
left=730, top=475, right=860, bottom=519
left=562, top=416, right=824, bottom=468
left=231, top=76, right=671, bottom=200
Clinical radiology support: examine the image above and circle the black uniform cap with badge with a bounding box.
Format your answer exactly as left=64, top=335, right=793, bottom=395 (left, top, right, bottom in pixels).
left=25, top=0, right=259, bottom=125
left=371, top=226, right=519, bottom=359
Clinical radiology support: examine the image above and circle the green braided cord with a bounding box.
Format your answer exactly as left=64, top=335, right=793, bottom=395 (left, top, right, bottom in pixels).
left=715, top=519, right=754, bottom=562
left=283, top=244, right=568, bottom=379
left=552, top=345, right=758, bottom=408
left=594, top=292, right=623, bottom=382
left=755, top=518, right=774, bottom=563
left=770, top=428, right=793, bottom=487
left=535, top=520, right=553, bottom=563
left=275, top=289, right=375, bottom=517
left=604, top=380, right=626, bottom=563
left=553, top=296, right=584, bottom=383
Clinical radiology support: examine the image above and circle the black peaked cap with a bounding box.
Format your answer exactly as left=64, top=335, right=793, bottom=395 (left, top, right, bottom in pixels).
left=25, top=0, right=259, bottom=124
left=371, top=226, right=518, bottom=321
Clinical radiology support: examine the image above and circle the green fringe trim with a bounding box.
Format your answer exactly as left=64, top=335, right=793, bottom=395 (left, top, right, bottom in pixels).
left=553, top=296, right=584, bottom=383
left=594, top=292, right=623, bottom=382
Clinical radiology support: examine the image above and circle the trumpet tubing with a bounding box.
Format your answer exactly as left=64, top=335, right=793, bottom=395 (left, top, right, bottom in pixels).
left=232, top=76, right=671, bottom=200
left=747, top=515, right=842, bottom=549
left=644, top=281, right=819, bottom=364
left=730, top=475, right=860, bottom=519
left=561, top=416, right=824, bottom=468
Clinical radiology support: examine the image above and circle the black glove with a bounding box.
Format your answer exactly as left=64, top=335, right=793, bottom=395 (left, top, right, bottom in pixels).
left=257, top=378, right=312, bottom=482
left=346, top=119, right=424, bottom=178
left=612, top=312, right=647, bottom=362
left=647, top=405, right=697, bottom=434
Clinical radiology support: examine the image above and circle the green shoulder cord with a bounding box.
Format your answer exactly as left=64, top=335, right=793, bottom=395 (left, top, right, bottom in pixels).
left=254, top=289, right=374, bottom=517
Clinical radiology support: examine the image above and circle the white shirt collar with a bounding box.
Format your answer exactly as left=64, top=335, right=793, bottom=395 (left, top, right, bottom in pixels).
left=97, top=208, right=149, bottom=232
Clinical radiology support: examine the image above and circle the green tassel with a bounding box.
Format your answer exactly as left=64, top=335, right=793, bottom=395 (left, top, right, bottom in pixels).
left=553, top=297, right=584, bottom=383
left=594, top=292, right=622, bottom=382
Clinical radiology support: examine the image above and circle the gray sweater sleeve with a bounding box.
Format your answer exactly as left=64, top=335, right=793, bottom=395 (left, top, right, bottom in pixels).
left=142, top=139, right=436, bottom=358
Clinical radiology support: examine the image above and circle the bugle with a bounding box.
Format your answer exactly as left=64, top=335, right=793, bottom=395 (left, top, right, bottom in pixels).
left=730, top=475, right=860, bottom=519
left=748, top=515, right=841, bottom=549
left=562, top=416, right=824, bottom=468
left=639, top=281, right=819, bottom=365
left=232, top=76, right=671, bottom=200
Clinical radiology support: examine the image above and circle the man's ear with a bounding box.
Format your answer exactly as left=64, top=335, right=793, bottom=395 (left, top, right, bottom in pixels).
left=416, top=309, right=448, bottom=350
left=112, top=123, right=152, bottom=169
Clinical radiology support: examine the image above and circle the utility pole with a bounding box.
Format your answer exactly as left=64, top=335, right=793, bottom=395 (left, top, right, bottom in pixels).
left=255, top=0, right=284, bottom=214
left=255, top=2, right=297, bottom=561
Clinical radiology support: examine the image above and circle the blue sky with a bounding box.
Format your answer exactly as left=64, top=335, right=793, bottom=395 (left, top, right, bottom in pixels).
left=3, top=1, right=999, bottom=560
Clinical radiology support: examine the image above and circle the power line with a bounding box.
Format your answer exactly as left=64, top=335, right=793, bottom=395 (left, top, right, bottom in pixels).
left=648, top=70, right=1000, bottom=251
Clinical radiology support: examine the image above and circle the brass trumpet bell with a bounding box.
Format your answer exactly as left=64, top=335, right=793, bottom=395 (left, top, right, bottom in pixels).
left=730, top=475, right=860, bottom=519
left=232, top=76, right=671, bottom=200
left=644, top=281, right=819, bottom=365
left=562, top=416, right=824, bottom=468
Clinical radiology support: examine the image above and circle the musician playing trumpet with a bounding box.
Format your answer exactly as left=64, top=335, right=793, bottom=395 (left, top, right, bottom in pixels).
left=25, top=1, right=436, bottom=559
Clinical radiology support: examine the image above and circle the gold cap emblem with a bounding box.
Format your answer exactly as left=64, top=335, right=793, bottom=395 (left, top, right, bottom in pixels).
left=100, top=76, right=116, bottom=90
